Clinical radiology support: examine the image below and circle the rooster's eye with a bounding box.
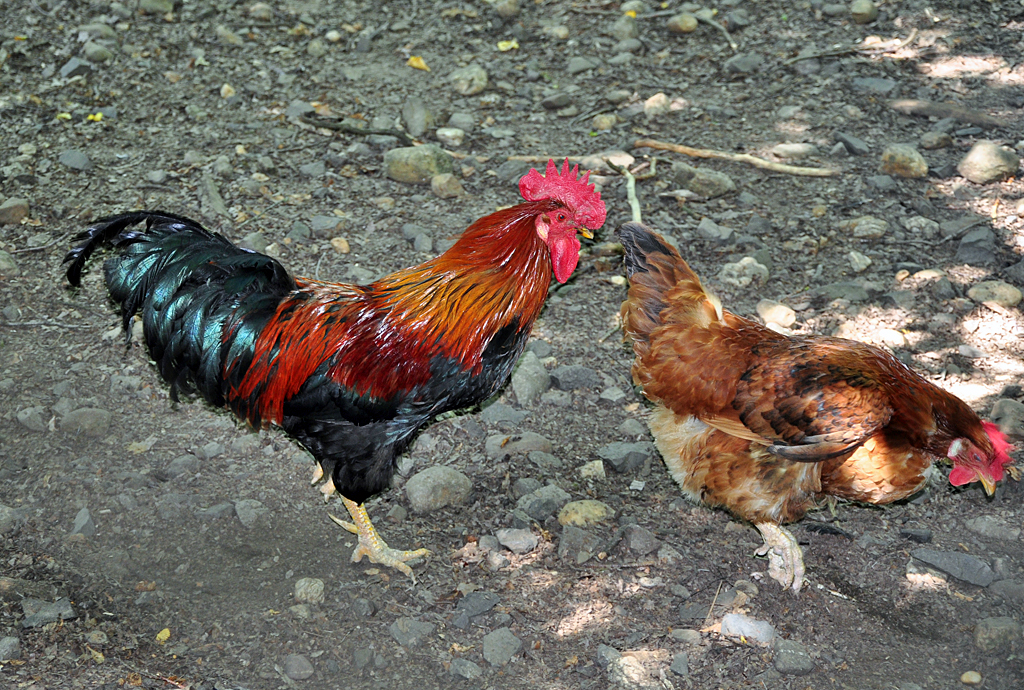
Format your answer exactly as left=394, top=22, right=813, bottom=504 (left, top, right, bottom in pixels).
left=558, top=213, right=566, bottom=221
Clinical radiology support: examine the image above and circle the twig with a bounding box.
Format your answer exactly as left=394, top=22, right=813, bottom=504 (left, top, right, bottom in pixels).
left=634, top=138, right=839, bottom=177
left=889, top=99, right=1008, bottom=129
left=236, top=199, right=285, bottom=229
left=695, top=14, right=738, bottom=52
left=12, top=231, right=72, bottom=254
left=704, top=581, right=724, bottom=627
left=3, top=320, right=91, bottom=329
left=298, top=115, right=414, bottom=144
left=936, top=217, right=989, bottom=244
left=606, top=160, right=642, bottom=223
left=783, top=28, right=918, bottom=66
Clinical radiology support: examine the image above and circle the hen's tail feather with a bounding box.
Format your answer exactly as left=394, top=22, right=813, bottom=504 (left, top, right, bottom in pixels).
left=617, top=222, right=707, bottom=350
left=64, top=211, right=297, bottom=406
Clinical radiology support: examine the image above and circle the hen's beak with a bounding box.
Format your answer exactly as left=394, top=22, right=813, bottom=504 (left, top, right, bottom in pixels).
left=979, top=472, right=997, bottom=496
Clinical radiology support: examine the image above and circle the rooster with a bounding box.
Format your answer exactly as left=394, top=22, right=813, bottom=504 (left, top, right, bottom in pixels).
left=618, top=222, right=1015, bottom=592
left=64, top=159, right=605, bottom=580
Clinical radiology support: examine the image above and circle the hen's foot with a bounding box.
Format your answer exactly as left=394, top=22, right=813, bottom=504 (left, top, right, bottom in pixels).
left=329, top=496, right=429, bottom=582
left=754, top=522, right=805, bottom=593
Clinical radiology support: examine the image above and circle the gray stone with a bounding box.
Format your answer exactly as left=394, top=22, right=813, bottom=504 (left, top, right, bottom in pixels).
left=456, top=591, right=499, bottom=617
left=404, top=465, right=472, bottom=513
left=0, top=250, right=19, bottom=276
left=0, top=636, right=20, bottom=661
left=0, top=504, right=26, bottom=534
left=283, top=654, right=314, bottom=680
left=198, top=441, right=224, bottom=460
left=912, top=548, right=994, bottom=587
left=513, top=477, right=543, bottom=499
left=195, top=502, right=234, bottom=521
left=140, top=0, right=174, bottom=13
left=285, top=100, right=315, bottom=118
left=597, top=442, right=655, bottom=473
left=59, top=57, right=93, bottom=79
left=921, top=131, right=953, bottom=150
left=550, top=364, right=601, bottom=391
left=71, top=507, right=95, bottom=536
left=83, top=41, right=114, bottom=63
left=670, top=652, right=689, bottom=676
left=482, top=627, right=522, bottom=666
left=384, top=145, right=453, bottom=184
left=16, top=407, right=46, bottom=432
left=486, top=432, right=552, bottom=459
left=958, top=141, right=1020, bottom=184
left=165, top=455, right=199, bottom=478
left=967, top=280, right=1022, bottom=308
left=720, top=613, right=775, bottom=644
left=851, top=77, right=897, bottom=94
left=620, top=524, right=660, bottom=555
left=351, top=597, right=378, bottom=617
left=965, top=516, right=1021, bottom=542
left=881, top=144, right=928, bottom=178
left=389, top=617, right=435, bottom=647
left=989, top=579, right=1024, bottom=606
left=21, top=598, right=76, bottom=628
left=835, top=132, right=870, bottom=156
left=449, top=64, right=488, bottom=95
left=0, top=198, right=30, bottom=225
left=63, top=408, right=111, bottom=437
left=430, top=173, right=465, bottom=199
left=294, top=577, right=325, bottom=604
left=401, top=97, right=434, bottom=138
left=772, top=143, right=817, bottom=160
left=435, top=127, right=464, bottom=147
left=955, top=228, right=997, bottom=266
left=724, top=53, right=762, bottom=74
left=567, top=57, right=601, bottom=74
left=299, top=161, right=325, bottom=178
left=478, top=401, right=526, bottom=424
left=900, top=528, right=932, bottom=544
left=991, top=398, right=1024, bottom=438
left=496, top=527, right=538, bottom=554
left=449, top=658, right=483, bottom=680
left=447, top=112, right=475, bottom=132
left=774, top=639, right=814, bottom=675
left=58, top=150, right=93, bottom=171
left=234, top=499, right=268, bottom=528
left=719, top=257, right=768, bottom=287
left=517, top=484, right=571, bottom=521
left=558, top=524, right=605, bottom=564
left=542, top=92, right=572, bottom=110
left=672, top=161, right=736, bottom=198
left=973, top=617, right=1022, bottom=652
left=813, top=281, right=870, bottom=303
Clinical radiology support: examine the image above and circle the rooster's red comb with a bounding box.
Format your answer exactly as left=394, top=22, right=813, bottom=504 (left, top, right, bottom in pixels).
left=519, top=158, right=606, bottom=230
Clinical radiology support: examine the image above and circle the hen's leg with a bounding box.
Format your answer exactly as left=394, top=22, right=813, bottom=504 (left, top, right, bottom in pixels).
left=329, top=496, right=430, bottom=581
left=754, top=522, right=805, bottom=592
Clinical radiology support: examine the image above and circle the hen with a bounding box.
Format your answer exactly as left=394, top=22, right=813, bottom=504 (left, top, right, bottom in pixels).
left=64, top=159, right=605, bottom=580
left=618, top=222, right=1014, bottom=592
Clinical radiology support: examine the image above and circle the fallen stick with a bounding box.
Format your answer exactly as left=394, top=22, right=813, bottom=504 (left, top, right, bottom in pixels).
left=888, top=99, right=1008, bottom=129
left=634, top=138, right=839, bottom=177
left=606, top=160, right=642, bottom=223
left=783, top=28, right=918, bottom=65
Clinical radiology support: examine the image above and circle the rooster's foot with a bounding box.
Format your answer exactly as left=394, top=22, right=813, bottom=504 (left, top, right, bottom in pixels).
left=754, top=522, right=805, bottom=593
left=330, top=497, right=429, bottom=582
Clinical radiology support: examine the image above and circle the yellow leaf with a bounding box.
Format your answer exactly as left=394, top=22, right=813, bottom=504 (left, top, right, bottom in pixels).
left=406, top=56, right=430, bottom=71
left=56, top=112, right=71, bottom=120
left=87, top=646, right=105, bottom=663
left=497, top=39, right=519, bottom=52
left=625, top=10, right=637, bottom=18
left=156, top=628, right=171, bottom=644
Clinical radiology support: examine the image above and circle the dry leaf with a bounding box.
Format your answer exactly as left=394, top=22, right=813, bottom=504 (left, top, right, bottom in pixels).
left=407, top=56, right=430, bottom=71
left=156, top=628, right=171, bottom=644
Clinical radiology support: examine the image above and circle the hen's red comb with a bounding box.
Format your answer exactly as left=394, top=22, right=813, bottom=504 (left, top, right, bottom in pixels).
left=519, top=158, right=606, bottom=230
left=982, top=421, right=1014, bottom=467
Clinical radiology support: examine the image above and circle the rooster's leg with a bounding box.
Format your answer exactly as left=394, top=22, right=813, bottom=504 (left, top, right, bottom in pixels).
left=329, top=496, right=430, bottom=581
left=753, top=522, right=805, bottom=593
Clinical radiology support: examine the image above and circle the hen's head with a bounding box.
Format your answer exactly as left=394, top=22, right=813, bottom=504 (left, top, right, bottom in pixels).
left=947, top=421, right=1015, bottom=494
left=520, top=158, right=606, bottom=283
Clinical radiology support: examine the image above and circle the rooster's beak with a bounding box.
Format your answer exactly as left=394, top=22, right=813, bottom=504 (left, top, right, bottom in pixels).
left=578, top=227, right=594, bottom=240
left=979, top=472, right=997, bottom=496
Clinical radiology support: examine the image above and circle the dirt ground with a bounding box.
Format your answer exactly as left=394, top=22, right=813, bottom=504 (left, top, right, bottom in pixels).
left=1, top=1, right=1023, bottom=688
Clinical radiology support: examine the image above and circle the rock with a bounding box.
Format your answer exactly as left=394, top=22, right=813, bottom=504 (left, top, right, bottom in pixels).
left=62, top=408, right=111, bottom=437
left=71, top=507, right=96, bottom=537
left=0, top=250, right=19, bottom=276
left=610, top=14, right=639, bottom=40
left=671, top=161, right=737, bottom=198
left=58, top=150, right=93, bottom=171
left=294, top=578, right=325, bottom=604
left=16, top=407, right=46, bottom=432
left=670, top=651, right=689, bottom=676
left=567, top=56, right=600, bottom=74
left=850, top=0, right=879, bottom=24
left=140, top=0, right=174, bottom=13
left=973, top=617, right=1022, bottom=652
left=967, top=280, right=1021, bottom=307
left=961, top=671, right=983, bottom=685
left=0, top=504, right=26, bottom=534
left=558, top=500, right=614, bottom=527
left=851, top=77, right=897, bottom=94
left=558, top=524, right=605, bottom=564
left=401, top=97, right=434, bottom=138
left=620, top=524, right=660, bottom=556
left=389, top=617, right=435, bottom=647
left=59, top=57, right=93, bottom=79
left=644, top=93, right=671, bottom=118
left=958, top=141, right=1020, bottom=184
left=912, top=548, right=994, bottom=587
left=456, top=591, right=500, bottom=617
left=724, top=53, right=762, bottom=75
left=404, top=466, right=472, bottom=513
left=435, top=127, right=465, bottom=147
left=430, top=173, right=465, bottom=199
left=21, top=598, right=77, bottom=628
left=989, top=579, right=1024, bottom=606
left=449, top=658, right=483, bottom=680
left=697, top=217, right=734, bottom=244
left=667, top=13, right=698, bottom=33
left=485, top=432, right=553, bottom=459
left=0, top=198, right=30, bottom=225
left=671, top=629, right=702, bottom=645
left=511, top=350, right=550, bottom=405
left=478, top=401, right=526, bottom=425
left=597, top=441, right=656, bottom=473
left=0, top=636, right=21, bottom=661
left=965, top=516, right=1021, bottom=542
left=719, top=257, right=768, bottom=287
left=956, top=228, right=997, bottom=266
left=234, top=499, right=269, bottom=528
left=449, top=64, right=488, bottom=95
left=165, top=455, right=199, bottom=478
left=517, top=484, right=571, bottom=521
left=550, top=364, right=601, bottom=390
left=921, top=131, right=953, bottom=150
left=578, top=460, right=607, bottom=481
left=772, top=143, right=817, bottom=160
left=757, top=300, right=796, bottom=327
left=903, top=216, right=940, bottom=238
left=990, top=399, right=1024, bottom=438
left=880, top=144, right=928, bottom=178
left=83, top=41, right=113, bottom=63
left=835, top=132, right=870, bottom=155
left=496, top=527, right=538, bottom=554
left=838, top=215, right=888, bottom=239
left=283, top=654, right=314, bottom=680
left=383, top=145, right=453, bottom=184
left=774, top=639, right=814, bottom=675
left=720, top=613, right=775, bottom=644
left=541, top=92, right=572, bottom=109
